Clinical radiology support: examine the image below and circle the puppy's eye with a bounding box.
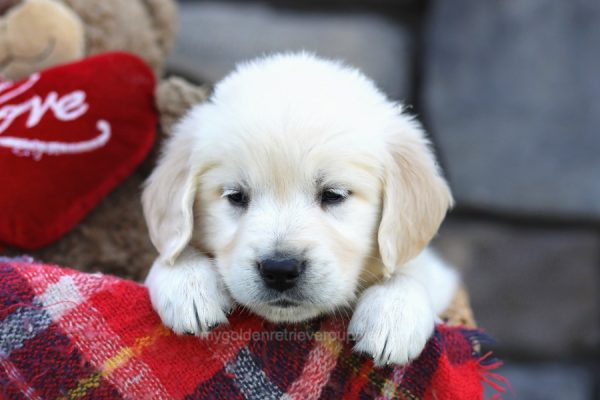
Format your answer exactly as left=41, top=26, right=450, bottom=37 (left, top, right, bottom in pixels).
left=223, top=189, right=249, bottom=207
left=320, top=188, right=350, bottom=206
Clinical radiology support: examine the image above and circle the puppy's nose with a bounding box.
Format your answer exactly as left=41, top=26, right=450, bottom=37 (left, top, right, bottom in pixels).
left=258, top=256, right=305, bottom=292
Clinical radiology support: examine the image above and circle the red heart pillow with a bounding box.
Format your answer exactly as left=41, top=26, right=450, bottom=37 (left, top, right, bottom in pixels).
left=0, top=52, right=157, bottom=249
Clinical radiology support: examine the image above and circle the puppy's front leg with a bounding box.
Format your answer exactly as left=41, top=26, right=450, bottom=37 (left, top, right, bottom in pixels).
left=348, top=250, right=458, bottom=366
left=146, top=248, right=232, bottom=335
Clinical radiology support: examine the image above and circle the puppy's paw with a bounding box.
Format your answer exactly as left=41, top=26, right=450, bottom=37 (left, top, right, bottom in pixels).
left=348, top=277, right=435, bottom=366
left=146, top=255, right=232, bottom=336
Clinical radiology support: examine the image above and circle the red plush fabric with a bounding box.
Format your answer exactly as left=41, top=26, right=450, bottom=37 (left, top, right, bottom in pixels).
left=0, top=258, right=506, bottom=399
left=0, top=53, right=157, bottom=249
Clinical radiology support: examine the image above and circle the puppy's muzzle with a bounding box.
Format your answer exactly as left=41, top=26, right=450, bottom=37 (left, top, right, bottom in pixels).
left=257, top=256, right=306, bottom=292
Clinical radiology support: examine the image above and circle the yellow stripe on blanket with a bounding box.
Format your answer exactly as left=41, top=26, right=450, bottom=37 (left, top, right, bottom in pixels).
left=60, top=325, right=172, bottom=399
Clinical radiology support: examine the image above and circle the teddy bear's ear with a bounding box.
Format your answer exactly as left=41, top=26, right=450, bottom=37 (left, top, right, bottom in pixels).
left=1, top=0, right=85, bottom=81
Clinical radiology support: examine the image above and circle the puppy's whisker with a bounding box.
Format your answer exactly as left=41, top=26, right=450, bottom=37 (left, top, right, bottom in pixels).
left=359, top=268, right=381, bottom=280
left=362, top=254, right=386, bottom=264
left=340, top=306, right=351, bottom=321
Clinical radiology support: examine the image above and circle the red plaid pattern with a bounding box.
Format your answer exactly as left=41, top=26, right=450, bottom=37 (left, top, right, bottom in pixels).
left=0, top=258, right=506, bottom=399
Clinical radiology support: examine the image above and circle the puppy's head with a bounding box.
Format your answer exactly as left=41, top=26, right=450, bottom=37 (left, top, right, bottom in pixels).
left=143, top=53, right=452, bottom=322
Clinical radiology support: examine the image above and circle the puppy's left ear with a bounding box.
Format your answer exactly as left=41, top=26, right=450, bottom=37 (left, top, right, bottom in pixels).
left=142, top=123, right=199, bottom=266
left=378, top=112, right=453, bottom=274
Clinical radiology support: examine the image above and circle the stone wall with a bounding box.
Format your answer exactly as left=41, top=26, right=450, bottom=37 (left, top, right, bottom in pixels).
left=171, top=1, right=600, bottom=397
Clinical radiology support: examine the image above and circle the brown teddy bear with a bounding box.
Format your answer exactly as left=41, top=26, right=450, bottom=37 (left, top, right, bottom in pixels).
left=2, top=0, right=209, bottom=281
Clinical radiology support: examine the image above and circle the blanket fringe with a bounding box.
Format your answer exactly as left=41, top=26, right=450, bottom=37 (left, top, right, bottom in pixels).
left=477, top=351, right=511, bottom=399
left=463, top=329, right=510, bottom=398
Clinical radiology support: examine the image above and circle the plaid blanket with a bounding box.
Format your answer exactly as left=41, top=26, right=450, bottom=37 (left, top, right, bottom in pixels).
left=0, top=258, right=505, bottom=399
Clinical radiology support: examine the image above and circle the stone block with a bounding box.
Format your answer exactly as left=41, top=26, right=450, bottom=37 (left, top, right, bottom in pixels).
left=485, top=363, right=594, bottom=400
left=433, top=217, right=600, bottom=358
left=424, top=1, right=600, bottom=220
left=170, top=1, right=414, bottom=99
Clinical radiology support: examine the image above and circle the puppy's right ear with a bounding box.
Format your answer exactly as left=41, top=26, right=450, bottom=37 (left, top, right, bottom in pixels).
left=142, top=126, right=198, bottom=265
left=377, top=112, right=453, bottom=275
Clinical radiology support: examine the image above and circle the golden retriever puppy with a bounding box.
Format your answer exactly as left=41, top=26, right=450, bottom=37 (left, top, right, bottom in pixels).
left=143, top=53, right=458, bottom=366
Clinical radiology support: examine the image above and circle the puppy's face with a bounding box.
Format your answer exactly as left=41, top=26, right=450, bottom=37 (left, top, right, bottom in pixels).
left=144, top=54, right=452, bottom=323
left=195, top=121, right=384, bottom=322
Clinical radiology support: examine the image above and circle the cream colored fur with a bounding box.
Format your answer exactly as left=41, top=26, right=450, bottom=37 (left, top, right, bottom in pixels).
left=143, top=53, right=458, bottom=365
